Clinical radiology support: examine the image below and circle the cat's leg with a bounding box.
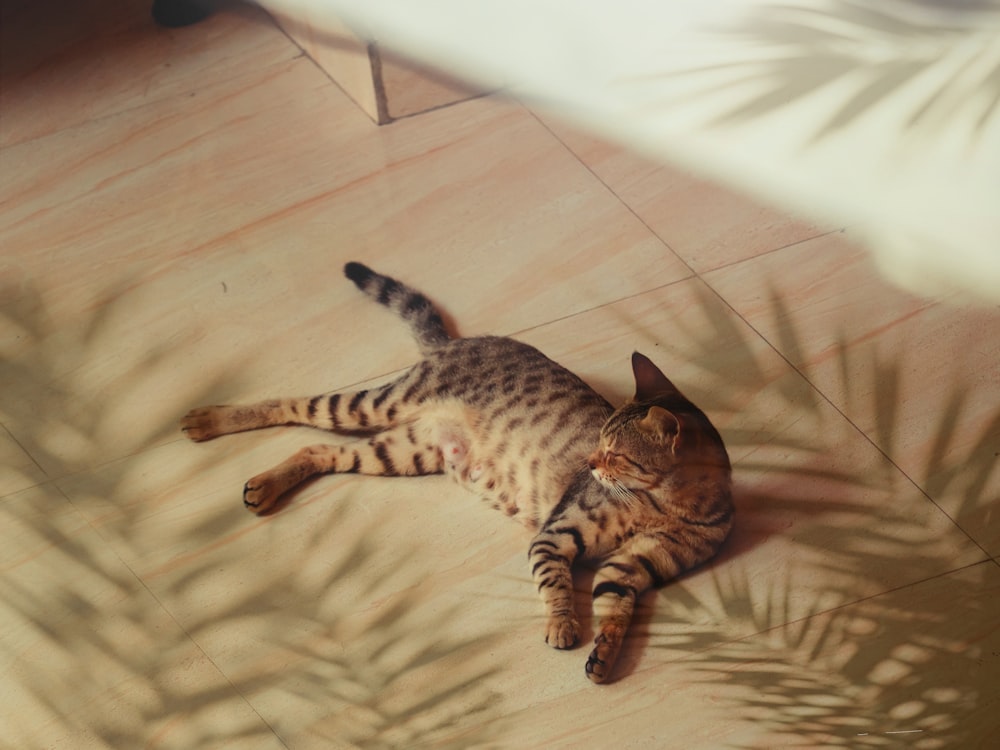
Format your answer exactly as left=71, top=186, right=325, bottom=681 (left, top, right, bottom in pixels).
left=528, top=526, right=585, bottom=650
left=585, top=533, right=675, bottom=684
left=181, top=380, right=408, bottom=441
left=242, top=423, right=444, bottom=514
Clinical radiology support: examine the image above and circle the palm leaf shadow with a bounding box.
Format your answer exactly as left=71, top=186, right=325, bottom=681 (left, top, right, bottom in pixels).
left=621, top=278, right=999, bottom=747
left=626, top=0, right=1000, bottom=146
left=6, top=263, right=994, bottom=746
left=0, top=278, right=510, bottom=748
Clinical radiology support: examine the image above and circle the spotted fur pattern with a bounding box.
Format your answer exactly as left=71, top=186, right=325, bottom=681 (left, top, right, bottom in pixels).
left=182, top=262, right=733, bottom=683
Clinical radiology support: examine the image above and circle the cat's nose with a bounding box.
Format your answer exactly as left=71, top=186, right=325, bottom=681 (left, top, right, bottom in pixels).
left=587, top=457, right=597, bottom=470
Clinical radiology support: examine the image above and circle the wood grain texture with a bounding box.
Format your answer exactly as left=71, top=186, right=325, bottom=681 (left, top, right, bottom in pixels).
left=1, top=1, right=997, bottom=747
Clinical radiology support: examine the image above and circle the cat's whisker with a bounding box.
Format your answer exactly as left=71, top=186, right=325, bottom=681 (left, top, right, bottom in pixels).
left=605, top=480, right=638, bottom=509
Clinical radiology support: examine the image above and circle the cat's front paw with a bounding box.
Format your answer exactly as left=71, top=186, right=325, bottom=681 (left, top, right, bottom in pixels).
left=585, top=646, right=610, bottom=684
left=181, top=407, right=224, bottom=442
left=242, top=474, right=282, bottom=515
left=584, top=630, right=624, bottom=684
left=544, top=615, right=580, bottom=650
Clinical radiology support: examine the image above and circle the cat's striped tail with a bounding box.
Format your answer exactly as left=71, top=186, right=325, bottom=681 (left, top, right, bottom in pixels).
left=344, top=262, right=452, bottom=354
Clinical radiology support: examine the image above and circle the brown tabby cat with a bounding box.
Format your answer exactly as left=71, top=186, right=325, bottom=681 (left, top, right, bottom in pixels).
left=182, top=262, right=733, bottom=683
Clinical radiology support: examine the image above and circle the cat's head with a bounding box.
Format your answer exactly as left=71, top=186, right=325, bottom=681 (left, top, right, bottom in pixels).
left=588, top=352, right=729, bottom=492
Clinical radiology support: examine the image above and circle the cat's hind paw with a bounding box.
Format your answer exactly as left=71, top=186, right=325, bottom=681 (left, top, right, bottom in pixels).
left=180, top=407, right=224, bottom=442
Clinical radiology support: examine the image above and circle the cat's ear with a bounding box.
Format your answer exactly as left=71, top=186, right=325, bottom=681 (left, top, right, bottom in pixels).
left=638, top=406, right=682, bottom=452
left=632, top=352, right=681, bottom=401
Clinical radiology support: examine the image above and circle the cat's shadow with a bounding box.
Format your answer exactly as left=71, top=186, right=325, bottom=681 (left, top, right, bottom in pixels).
left=262, top=478, right=779, bottom=684
left=595, top=484, right=786, bottom=683
left=257, top=469, right=798, bottom=686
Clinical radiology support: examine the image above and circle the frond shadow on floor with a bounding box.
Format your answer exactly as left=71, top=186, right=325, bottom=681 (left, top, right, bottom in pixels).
left=0, top=278, right=511, bottom=749
left=616, top=278, right=999, bottom=747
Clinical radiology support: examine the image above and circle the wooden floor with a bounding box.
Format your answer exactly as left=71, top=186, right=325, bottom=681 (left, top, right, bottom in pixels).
left=2, top=2, right=998, bottom=748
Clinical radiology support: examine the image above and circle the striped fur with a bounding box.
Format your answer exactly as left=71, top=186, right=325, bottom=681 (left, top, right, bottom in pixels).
left=182, top=262, right=733, bottom=683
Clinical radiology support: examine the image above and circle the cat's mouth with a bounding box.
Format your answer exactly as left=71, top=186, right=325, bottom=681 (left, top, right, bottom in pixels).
left=588, top=452, right=618, bottom=487
left=591, top=468, right=611, bottom=484
left=590, top=465, right=623, bottom=489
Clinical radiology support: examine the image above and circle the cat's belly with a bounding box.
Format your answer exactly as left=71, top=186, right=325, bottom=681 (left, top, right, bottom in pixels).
left=421, top=399, right=601, bottom=528
left=446, top=438, right=592, bottom=530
